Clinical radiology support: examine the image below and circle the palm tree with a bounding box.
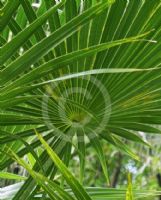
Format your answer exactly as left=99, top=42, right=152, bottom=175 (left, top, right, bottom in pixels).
left=0, top=0, right=161, bottom=199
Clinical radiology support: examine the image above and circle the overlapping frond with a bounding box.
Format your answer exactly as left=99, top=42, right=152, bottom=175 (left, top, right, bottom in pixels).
left=0, top=0, right=161, bottom=199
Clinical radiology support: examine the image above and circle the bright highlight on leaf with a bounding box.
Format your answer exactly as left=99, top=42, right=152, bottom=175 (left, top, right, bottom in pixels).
left=0, top=172, right=27, bottom=181
left=126, top=173, right=134, bottom=200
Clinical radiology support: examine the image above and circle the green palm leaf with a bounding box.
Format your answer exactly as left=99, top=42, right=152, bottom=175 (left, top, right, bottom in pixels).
left=0, top=0, right=161, bottom=199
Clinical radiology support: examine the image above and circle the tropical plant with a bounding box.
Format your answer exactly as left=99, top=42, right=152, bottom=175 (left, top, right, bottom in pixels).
left=0, top=0, right=161, bottom=199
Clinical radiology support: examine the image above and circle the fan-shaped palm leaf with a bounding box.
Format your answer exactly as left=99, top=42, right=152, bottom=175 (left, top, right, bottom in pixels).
left=0, top=0, right=161, bottom=199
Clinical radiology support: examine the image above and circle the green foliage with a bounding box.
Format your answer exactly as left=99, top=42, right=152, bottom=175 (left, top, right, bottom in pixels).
left=0, top=0, right=161, bottom=199
left=126, top=173, right=133, bottom=200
